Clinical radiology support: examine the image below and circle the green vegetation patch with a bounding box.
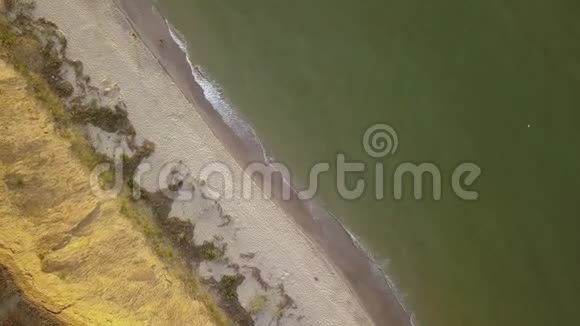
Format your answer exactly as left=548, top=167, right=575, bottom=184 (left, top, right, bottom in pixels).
left=248, top=293, right=268, bottom=315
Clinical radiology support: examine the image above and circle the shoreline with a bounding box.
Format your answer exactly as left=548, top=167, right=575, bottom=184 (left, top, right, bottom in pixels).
left=34, top=0, right=411, bottom=324
left=113, top=1, right=411, bottom=325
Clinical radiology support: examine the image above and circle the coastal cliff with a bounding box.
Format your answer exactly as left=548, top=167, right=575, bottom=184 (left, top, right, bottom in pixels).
left=0, top=2, right=226, bottom=324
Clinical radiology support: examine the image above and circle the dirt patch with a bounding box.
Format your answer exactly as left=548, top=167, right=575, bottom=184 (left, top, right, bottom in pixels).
left=0, top=265, right=63, bottom=325
left=0, top=142, right=17, bottom=164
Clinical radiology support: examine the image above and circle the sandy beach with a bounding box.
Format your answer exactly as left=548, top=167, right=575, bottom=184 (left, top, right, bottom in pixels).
left=33, top=0, right=410, bottom=325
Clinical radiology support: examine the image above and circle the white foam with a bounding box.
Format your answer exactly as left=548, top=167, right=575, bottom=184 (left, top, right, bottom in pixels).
left=165, top=20, right=272, bottom=163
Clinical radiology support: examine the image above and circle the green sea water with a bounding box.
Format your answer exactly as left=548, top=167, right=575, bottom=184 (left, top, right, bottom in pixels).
left=158, top=1, right=580, bottom=325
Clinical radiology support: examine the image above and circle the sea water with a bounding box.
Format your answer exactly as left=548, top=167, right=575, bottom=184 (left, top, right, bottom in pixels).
left=158, top=1, right=580, bottom=325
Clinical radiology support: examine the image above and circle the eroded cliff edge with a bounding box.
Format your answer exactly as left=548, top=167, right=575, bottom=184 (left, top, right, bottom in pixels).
left=0, top=2, right=228, bottom=324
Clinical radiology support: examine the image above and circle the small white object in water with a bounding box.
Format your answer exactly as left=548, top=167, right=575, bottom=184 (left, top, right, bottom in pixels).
left=527, top=124, right=531, bottom=128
